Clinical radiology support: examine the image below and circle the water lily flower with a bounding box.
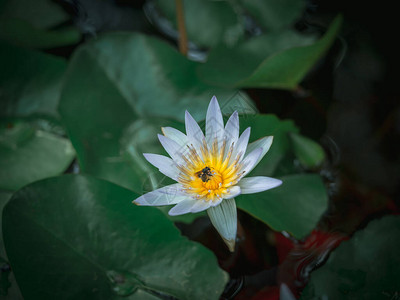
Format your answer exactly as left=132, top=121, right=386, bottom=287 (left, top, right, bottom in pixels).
left=133, top=96, right=282, bottom=251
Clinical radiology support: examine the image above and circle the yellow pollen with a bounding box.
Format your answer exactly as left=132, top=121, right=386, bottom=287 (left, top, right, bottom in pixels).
left=178, top=138, right=242, bottom=202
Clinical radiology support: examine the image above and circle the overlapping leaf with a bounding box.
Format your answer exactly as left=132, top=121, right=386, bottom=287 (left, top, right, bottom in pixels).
left=198, top=15, right=342, bottom=89
left=3, top=175, right=228, bottom=299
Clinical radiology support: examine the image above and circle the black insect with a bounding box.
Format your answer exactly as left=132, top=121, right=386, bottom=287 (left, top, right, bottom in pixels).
left=195, top=167, right=213, bottom=182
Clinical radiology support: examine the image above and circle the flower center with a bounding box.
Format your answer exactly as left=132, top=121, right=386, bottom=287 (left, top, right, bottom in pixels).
left=177, top=139, right=243, bottom=202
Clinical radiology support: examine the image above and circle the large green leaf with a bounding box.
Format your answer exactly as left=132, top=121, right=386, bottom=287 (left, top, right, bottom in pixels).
left=60, top=32, right=254, bottom=122
left=301, top=215, right=400, bottom=299
left=239, top=114, right=299, bottom=176
left=3, top=174, right=228, bottom=299
left=0, top=0, right=81, bottom=48
left=0, top=121, right=75, bottom=190
left=238, top=0, right=306, bottom=32
left=0, top=41, right=66, bottom=120
left=153, top=0, right=244, bottom=48
left=236, top=174, right=328, bottom=239
left=198, top=15, right=342, bottom=90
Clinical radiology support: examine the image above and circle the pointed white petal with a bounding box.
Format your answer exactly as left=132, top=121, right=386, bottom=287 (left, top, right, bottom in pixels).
left=133, top=184, right=187, bottom=206
left=223, top=185, right=241, bottom=199
left=189, top=199, right=212, bottom=213
left=205, top=96, right=224, bottom=147
left=245, top=136, right=273, bottom=168
left=224, top=111, right=239, bottom=159
left=158, top=134, right=187, bottom=165
left=224, top=111, right=239, bottom=144
left=229, top=127, right=250, bottom=165
left=185, top=110, right=205, bottom=148
left=168, top=199, right=198, bottom=216
left=162, top=127, right=188, bottom=147
left=238, top=176, right=282, bottom=194
left=207, top=198, right=237, bottom=252
left=239, top=147, right=263, bottom=177
left=143, top=153, right=179, bottom=181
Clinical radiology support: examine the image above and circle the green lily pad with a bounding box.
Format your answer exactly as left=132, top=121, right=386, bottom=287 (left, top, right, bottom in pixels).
left=59, top=53, right=179, bottom=193
left=61, top=32, right=254, bottom=122
left=0, top=121, right=75, bottom=190
left=198, top=15, right=342, bottom=90
left=236, top=174, right=328, bottom=239
left=0, top=41, right=67, bottom=120
left=302, top=215, right=400, bottom=299
left=153, top=0, right=244, bottom=48
left=3, top=174, right=228, bottom=299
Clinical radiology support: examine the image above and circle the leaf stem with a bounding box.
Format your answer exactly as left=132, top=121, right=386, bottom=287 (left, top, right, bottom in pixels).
left=175, top=0, right=188, bottom=56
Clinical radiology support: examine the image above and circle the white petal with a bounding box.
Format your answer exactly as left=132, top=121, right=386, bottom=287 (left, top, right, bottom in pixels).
left=185, top=110, right=205, bottom=149
left=162, top=127, right=188, bottom=147
left=229, top=127, right=250, bottom=165
left=189, top=200, right=212, bottom=213
left=168, top=199, right=198, bottom=216
left=143, top=153, right=179, bottom=181
left=223, top=185, right=241, bottom=199
left=133, top=184, right=187, bottom=206
left=245, top=136, right=273, bottom=168
left=239, top=147, right=263, bottom=177
left=205, top=96, right=224, bottom=147
left=158, top=134, right=187, bottom=165
left=238, top=176, right=282, bottom=194
left=224, top=111, right=239, bottom=159
left=207, top=198, right=237, bottom=252
left=224, top=111, right=239, bottom=144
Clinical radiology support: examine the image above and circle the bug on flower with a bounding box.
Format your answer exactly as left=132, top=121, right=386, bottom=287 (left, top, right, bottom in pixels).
left=195, top=167, right=214, bottom=183
left=133, top=96, right=282, bottom=251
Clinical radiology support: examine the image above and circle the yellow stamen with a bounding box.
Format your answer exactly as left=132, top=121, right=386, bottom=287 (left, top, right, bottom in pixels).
left=178, top=139, right=242, bottom=202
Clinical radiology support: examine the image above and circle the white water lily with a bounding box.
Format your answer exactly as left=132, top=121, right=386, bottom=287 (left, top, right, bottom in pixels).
left=133, top=96, right=282, bottom=251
